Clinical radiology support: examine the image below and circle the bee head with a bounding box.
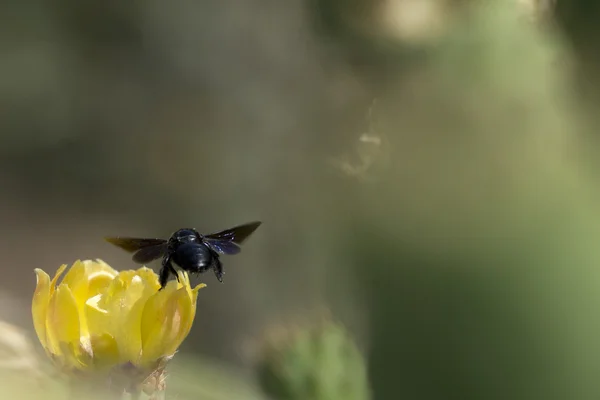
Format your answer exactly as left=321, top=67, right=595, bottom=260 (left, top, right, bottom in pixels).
left=170, top=228, right=200, bottom=245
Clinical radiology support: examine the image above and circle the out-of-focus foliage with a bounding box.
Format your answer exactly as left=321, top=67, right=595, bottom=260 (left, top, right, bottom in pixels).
left=323, top=2, right=600, bottom=400
left=0, top=351, right=268, bottom=400
left=0, top=318, right=266, bottom=399
left=257, top=318, right=370, bottom=400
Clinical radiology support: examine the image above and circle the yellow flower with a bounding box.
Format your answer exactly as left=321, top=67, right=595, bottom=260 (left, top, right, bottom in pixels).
left=32, top=259, right=205, bottom=375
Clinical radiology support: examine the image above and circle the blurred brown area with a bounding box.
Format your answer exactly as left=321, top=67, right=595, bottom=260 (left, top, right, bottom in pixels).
left=2, top=0, right=600, bottom=399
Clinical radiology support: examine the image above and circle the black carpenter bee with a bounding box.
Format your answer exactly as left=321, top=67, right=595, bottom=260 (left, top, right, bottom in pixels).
left=105, top=221, right=261, bottom=289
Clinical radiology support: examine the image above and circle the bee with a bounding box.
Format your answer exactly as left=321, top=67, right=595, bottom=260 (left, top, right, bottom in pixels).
left=105, top=221, right=261, bottom=289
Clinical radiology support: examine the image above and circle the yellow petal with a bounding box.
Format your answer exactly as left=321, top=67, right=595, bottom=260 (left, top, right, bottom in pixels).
left=118, top=296, right=147, bottom=363
left=87, top=259, right=119, bottom=276
left=176, top=270, right=189, bottom=290
left=64, top=259, right=118, bottom=304
left=87, top=271, right=118, bottom=298
left=50, top=264, right=67, bottom=296
left=32, top=269, right=51, bottom=350
left=160, top=287, right=195, bottom=357
left=45, top=285, right=81, bottom=368
left=89, top=333, right=120, bottom=369
left=116, top=270, right=137, bottom=287
left=139, top=281, right=180, bottom=365
left=136, top=267, right=161, bottom=291
left=193, top=283, right=206, bottom=292
left=97, top=274, right=126, bottom=311
left=173, top=282, right=205, bottom=350
left=42, top=265, right=68, bottom=356
left=91, top=273, right=148, bottom=363
left=112, top=275, right=146, bottom=357
left=94, top=277, right=128, bottom=345
left=84, top=295, right=110, bottom=342
left=84, top=294, right=120, bottom=365
left=85, top=260, right=119, bottom=298
left=119, top=274, right=146, bottom=311
left=138, top=271, right=204, bottom=363
left=61, top=260, right=86, bottom=297
left=60, top=261, right=90, bottom=340
left=107, top=269, right=160, bottom=362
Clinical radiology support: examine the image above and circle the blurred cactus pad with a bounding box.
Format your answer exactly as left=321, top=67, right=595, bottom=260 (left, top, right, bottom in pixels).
left=257, top=318, right=370, bottom=400
left=326, top=2, right=600, bottom=400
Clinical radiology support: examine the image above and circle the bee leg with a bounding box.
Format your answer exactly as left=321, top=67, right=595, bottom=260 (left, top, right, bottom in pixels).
left=158, top=267, right=169, bottom=290
left=213, top=259, right=224, bottom=283
left=159, top=255, right=175, bottom=290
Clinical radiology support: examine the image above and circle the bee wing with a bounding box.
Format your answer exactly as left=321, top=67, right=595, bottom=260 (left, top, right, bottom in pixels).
left=104, top=237, right=167, bottom=253
left=204, top=239, right=241, bottom=255
left=132, top=243, right=169, bottom=264
left=204, top=221, right=262, bottom=245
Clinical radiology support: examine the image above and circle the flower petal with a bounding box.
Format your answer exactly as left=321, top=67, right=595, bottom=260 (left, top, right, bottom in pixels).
left=60, top=261, right=90, bottom=339
left=42, top=265, right=68, bottom=356
left=90, top=272, right=146, bottom=363
left=89, top=333, right=120, bottom=369
left=85, top=260, right=119, bottom=298
left=116, top=270, right=137, bottom=287
left=113, top=274, right=146, bottom=360
left=87, top=271, right=118, bottom=298
left=139, top=271, right=204, bottom=362
left=64, top=260, right=118, bottom=307
left=95, top=276, right=128, bottom=341
left=136, top=267, right=161, bottom=291
left=118, top=296, right=147, bottom=363
left=179, top=283, right=205, bottom=339
left=32, top=269, right=51, bottom=351
left=118, top=270, right=160, bottom=363
left=160, top=287, right=195, bottom=357
left=84, top=296, right=110, bottom=342
left=61, top=260, right=86, bottom=296
left=45, top=284, right=81, bottom=368
left=50, top=264, right=67, bottom=295
left=88, top=259, right=119, bottom=276
left=139, top=281, right=180, bottom=366
left=171, top=278, right=205, bottom=353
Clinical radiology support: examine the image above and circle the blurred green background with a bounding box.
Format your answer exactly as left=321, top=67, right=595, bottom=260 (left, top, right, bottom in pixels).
left=3, top=0, right=600, bottom=399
